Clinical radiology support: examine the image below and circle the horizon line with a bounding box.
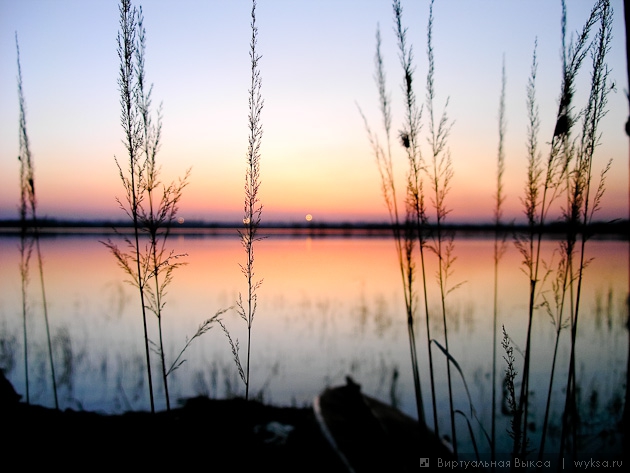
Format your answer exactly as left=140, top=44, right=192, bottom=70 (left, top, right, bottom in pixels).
left=1, top=217, right=628, bottom=237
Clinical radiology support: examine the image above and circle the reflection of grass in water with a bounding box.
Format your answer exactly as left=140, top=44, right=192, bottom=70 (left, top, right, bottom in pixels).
left=373, top=357, right=400, bottom=409
left=0, top=321, right=18, bottom=376
left=115, top=353, right=146, bottom=412
left=53, top=325, right=91, bottom=409
left=425, top=299, right=475, bottom=336
left=354, top=287, right=369, bottom=335
left=54, top=327, right=76, bottom=406
left=372, top=295, right=394, bottom=338
left=546, top=372, right=625, bottom=456
left=352, top=288, right=395, bottom=339
left=593, top=287, right=621, bottom=333
left=192, top=362, right=220, bottom=399
left=101, top=281, right=130, bottom=321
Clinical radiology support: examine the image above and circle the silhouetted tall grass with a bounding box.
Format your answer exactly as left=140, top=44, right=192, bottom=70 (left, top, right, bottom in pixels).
left=537, top=5, right=580, bottom=450
left=559, top=0, right=613, bottom=457
left=393, top=0, right=429, bottom=429
left=17, top=215, right=32, bottom=405
left=423, top=0, right=460, bottom=456
left=392, top=0, right=437, bottom=434
left=501, top=325, right=518, bottom=448
left=491, top=55, right=508, bottom=465
left=508, top=0, right=614, bottom=462
left=17, top=32, right=32, bottom=403
left=220, top=0, right=265, bottom=402
left=104, top=0, right=215, bottom=413
left=361, top=0, right=616, bottom=463
left=17, top=33, right=33, bottom=404
left=103, top=0, right=156, bottom=413
left=15, top=32, right=58, bottom=410
left=134, top=5, right=192, bottom=413
left=512, top=36, right=557, bottom=460
left=361, top=2, right=469, bottom=450
left=357, top=1, right=427, bottom=427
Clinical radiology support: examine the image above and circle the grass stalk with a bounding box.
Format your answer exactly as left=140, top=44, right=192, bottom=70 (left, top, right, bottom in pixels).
left=358, top=7, right=426, bottom=426
left=135, top=6, right=168, bottom=410
left=241, top=0, right=264, bottom=402
left=16, top=32, right=58, bottom=410
left=492, top=55, right=508, bottom=465
left=538, top=249, right=570, bottom=459
left=166, top=310, right=227, bottom=377
left=392, top=0, right=436, bottom=434
left=515, top=35, right=572, bottom=460
left=105, top=0, right=197, bottom=413
left=512, top=1, right=607, bottom=459
left=221, top=0, right=265, bottom=402
left=18, top=224, right=32, bottom=405
left=539, top=3, right=581, bottom=455
left=560, top=0, right=613, bottom=456
left=432, top=339, right=491, bottom=448
left=33, top=217, right=57, bottom=410
left=124, top=0, right=154, bottom=414
left=512, top=41, right=541, bottom=461
left=17, top=31, right=32, bottom=405
left=391, top=0, right=429, bottom=430
left=501, top=326, right=519, bottom=452
left=105, top=0, right=154, bottom=414
left=513, top=36, right=566, bottom=461
left=425, top=0, right=458, bottom=455
left=135, top=5, right=190, bottom=413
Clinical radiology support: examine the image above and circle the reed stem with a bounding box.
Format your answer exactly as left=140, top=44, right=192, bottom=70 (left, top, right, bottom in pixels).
left=16, top=32, right=58, bottom=410
left=425, top=0, right=456, bottom=455
left=392, top=0, right=427, bottom=429
left=238, top=0, right=264, bottom=401
left=492, top=55, right=507, bottom=466
left=560, top=0, right=612, bottom=455
left=116, top=0, right=154, bottom=413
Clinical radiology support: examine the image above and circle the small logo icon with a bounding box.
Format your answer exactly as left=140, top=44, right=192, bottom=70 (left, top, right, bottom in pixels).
left=419, top=458, right=429, bottom=468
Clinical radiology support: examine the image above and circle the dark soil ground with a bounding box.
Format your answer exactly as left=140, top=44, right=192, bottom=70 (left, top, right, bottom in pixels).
left=3, top=371, right=626, bottom=471
left=3, top=396, right=349, bottom=471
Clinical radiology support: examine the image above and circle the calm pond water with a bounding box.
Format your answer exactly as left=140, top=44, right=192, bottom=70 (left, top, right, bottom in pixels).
left=0, top=229, right=627, bottom=459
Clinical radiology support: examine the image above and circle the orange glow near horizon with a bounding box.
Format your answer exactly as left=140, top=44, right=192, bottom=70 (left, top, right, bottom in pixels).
left=4, top=155, right=625, bottom=225
left=0, top=71, right=626, bottom=225
left=0, top=127, right=626, bottom=224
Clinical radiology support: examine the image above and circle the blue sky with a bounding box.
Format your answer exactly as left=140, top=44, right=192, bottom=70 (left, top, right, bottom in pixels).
left=0, top=0, right=627, bottom=223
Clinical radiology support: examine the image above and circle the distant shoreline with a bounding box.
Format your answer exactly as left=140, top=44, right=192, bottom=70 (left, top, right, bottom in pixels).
left=0, top=218, right=627, bottom=239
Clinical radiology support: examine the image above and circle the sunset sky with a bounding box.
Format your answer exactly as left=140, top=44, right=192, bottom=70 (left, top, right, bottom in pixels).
left=1, top=0, right=628, bottom=224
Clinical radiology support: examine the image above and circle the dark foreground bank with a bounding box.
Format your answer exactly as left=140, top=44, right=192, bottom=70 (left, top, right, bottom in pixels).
left=3, top=395, right=347, bottom=471
left=2, top=373, right=455, bottom=472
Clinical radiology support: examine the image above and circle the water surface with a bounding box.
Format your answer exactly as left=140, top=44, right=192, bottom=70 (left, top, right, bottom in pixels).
left=0, top=230, right=626, bottom=458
